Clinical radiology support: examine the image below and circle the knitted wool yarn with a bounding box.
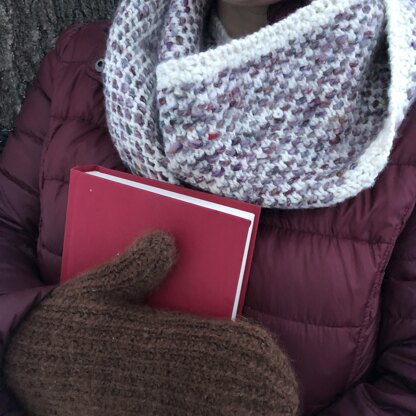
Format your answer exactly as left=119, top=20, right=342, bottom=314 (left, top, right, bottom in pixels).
left=4, top=232, right=299, bottom=416
left=104, top=0, right=416, bottom=208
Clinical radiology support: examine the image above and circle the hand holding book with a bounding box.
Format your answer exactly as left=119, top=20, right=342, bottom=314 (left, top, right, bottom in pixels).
left=4, top=232, right=299, bottom=416
left=61, top=166, right=262, bottom=319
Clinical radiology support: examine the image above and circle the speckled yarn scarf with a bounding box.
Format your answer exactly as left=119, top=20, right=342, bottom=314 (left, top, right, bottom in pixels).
left=104, top=0, right=416, bottom=208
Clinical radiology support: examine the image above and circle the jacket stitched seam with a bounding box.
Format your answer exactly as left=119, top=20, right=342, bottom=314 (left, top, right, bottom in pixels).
left=43, top=177, right=69, bottom=184
left=39, top=115, right=105, bottom=191
left=0, top=217, right=38, bottom=240
left=258, top=224, right=391, bottom=246
left=15, top=129, right=43, bottom=145
left=55, top=24, right=96, bottom=64
left=38, top=240, right=62, bottom=257
left=382, top=315, right=416, bottom=321
left=50, top=114, right=106, bottom=130
left=55, top=22, right=110, bottom=64
left=362, top=387, right=384, bottom=415
left=31, top=82, right=52, bottom=104
left=0, top=167, right=38, bottom=197
left=346, top=199, right=416, bottom=389
left=244, top=306, right=361, bottom=329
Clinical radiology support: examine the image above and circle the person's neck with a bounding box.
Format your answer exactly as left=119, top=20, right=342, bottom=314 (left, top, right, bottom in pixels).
left=216, top=2, right=269, bottom=38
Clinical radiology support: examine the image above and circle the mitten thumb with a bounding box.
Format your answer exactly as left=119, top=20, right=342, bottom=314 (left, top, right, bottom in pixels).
left=64, top=231, right=176, bottom=303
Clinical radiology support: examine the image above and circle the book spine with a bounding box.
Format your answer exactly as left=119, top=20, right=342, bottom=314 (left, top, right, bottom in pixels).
left=60, top=169, right=82, bottom=282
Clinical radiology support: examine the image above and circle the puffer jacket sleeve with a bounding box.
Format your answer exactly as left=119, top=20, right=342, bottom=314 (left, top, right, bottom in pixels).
left=318, top=205, right=416, bottom=415
left=0, top=47, right=59, bottom=415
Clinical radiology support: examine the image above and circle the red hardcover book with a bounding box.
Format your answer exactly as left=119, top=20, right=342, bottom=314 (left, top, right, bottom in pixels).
left=61, top=166, right=261, bottom=319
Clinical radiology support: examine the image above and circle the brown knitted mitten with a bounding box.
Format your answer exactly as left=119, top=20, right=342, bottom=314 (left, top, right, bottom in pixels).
left=3, top=232, right=299, bottom=416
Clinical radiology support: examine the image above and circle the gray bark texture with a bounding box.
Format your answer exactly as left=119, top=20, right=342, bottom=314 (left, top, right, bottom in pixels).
left=0, top=0, right=119, bottom=130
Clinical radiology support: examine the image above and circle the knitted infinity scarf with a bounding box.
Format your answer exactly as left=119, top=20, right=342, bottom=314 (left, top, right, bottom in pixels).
left=104, top=0, right=416, bottom=209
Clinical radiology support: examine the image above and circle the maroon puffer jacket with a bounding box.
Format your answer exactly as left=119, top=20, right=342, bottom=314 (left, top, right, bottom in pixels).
left=1, top=21, right=416, bottom=416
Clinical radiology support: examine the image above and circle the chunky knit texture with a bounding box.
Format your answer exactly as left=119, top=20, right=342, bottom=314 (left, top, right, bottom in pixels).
left=104, top=0, right=416, bottom=208
left=3, top=232, right=299, bottom=416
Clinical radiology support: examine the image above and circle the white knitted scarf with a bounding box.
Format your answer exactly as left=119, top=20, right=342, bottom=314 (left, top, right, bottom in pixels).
left=104, top=0, right=416, bottom=208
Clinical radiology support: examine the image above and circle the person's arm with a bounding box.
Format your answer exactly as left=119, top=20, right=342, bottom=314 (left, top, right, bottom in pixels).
left=318, top=206, right=416, bottom=415
left=0, top=48, right=59, bottom=416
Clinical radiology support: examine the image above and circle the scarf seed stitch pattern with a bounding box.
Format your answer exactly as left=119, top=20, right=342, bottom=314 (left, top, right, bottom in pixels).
left=104, top=0, right=416, bottom=209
